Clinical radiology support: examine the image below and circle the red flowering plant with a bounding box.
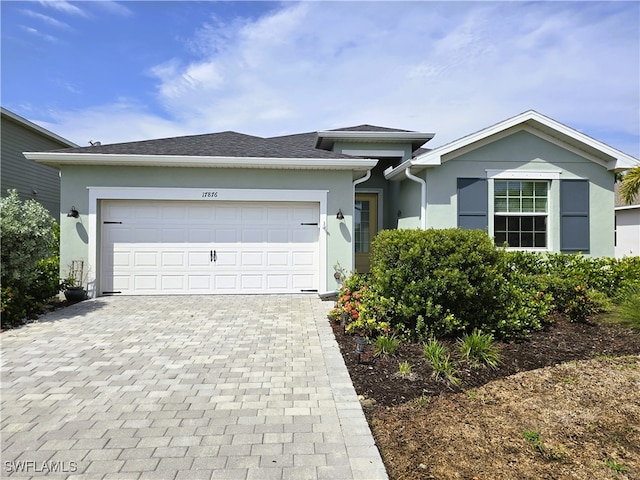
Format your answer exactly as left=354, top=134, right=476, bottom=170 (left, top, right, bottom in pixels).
left=330, top=273, right=392, bottom=337
left=329, top=273, right=367, bottom=324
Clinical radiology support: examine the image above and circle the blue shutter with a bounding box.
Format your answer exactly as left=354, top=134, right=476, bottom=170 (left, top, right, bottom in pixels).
left=560, top=180, right=589, bottom=253
left=457, top=178, right=488, bottom=230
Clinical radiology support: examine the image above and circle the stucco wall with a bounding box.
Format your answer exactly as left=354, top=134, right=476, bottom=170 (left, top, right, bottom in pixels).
left=615, top=208, right=640, bottom=258
left=397, top=130, right=616, bottom=256
left=59, top=165, right=355, bottom=294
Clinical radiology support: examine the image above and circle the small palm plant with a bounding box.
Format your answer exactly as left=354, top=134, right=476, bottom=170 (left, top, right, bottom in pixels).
left=457, top=329, right=501, bottom=369
left=374, top=335, right=399, bottom=357
left=423, top=338, right=459, bottom=385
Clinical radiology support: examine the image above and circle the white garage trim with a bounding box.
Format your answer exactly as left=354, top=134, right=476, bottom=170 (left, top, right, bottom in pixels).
left=88, top=187, right=329, bottom=296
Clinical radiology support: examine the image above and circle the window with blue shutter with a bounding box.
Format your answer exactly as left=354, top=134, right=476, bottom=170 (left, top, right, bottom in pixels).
left=560, top=179, right=589, bottom=253
left=457, top=178, right=488, bottom=231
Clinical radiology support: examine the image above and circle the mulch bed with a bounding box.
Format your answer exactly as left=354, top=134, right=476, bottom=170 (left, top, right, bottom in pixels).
left=330, top=314, right=640, bottom=406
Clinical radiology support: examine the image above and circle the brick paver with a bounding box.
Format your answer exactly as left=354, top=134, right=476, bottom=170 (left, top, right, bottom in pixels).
left=1, top=296, right=388, bottom=479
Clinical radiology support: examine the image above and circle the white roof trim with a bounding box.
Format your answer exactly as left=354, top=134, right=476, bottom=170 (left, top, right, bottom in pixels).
left=25, top=152, right=379, bottom=171
left=615, top=204, right=640, bottom=211
left=1, top=107, right=78, bottom=148
left=385, top=110, right=639, bottom=180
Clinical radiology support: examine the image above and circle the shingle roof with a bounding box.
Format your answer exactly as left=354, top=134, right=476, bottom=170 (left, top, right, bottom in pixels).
left=328, top=124, right=417, bottom=133
left=53, top=130, right=357, bottom=159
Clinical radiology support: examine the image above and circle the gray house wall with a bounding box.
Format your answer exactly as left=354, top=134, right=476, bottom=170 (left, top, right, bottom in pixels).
left=397, top=129, right=616, bottom=256
left=1, top=109, right=76, bottom=220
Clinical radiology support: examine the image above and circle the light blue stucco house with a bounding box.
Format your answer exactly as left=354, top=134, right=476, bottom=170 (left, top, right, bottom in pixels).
left=26, top=110, right=639, bottom=297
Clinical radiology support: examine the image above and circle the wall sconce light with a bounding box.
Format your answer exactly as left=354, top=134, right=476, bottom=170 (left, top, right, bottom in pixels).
left=67, top=206, right=79, bottom=218
left=336, top=208, right=344, bottom=220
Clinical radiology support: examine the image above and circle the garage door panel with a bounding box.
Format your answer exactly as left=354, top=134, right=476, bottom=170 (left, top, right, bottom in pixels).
left=267, top=275, right=289, bottom=289
left=267, top=252, right=289, bottom=266
left=267, top=207, right=289, bottom=222
left=216, top=206, right=240, bottom=222
left=292, top=251, right=315, bottom=266
left=215, top=229, right=238, bottom=242
left=161, top=252, right=185, bottom=267
left=112, top=251, right=130, bottom=267
left=162, top=229, right=187, bottom=243
left=214, top=275, right=237, bottom=290
left=267, top=229, right=289, bottom=243
left=188, top=229, right=210, bottom=243
left=241, top=275, right=263, bottom=289
left=241, top=208, right=264, bottom=222
left=111, top=276, right=130, bottom=291
left=134, top=251, right=158, bottom=267
left=292, top=274, right=315, bottom=289
left=101, top=200, right=319, bottom=295
left=161, top=205, right=187, bottom=220
left=107, top=227, right=134, bottom=243
left=241, top=252, right=264, bottom=266
left=188, top=251, right=210, bottom=267
left=161, top=276, right=185, bottom=290
left=242, top=229, right=264, bottom=243
left=188, top=275, right=211, bottom=290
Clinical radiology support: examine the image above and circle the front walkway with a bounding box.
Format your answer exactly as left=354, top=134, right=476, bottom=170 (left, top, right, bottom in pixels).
left=1, top=296, right=387, bottom=480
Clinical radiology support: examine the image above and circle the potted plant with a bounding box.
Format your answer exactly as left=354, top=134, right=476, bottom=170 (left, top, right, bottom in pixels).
left=62, top=260, right=88, bottom=303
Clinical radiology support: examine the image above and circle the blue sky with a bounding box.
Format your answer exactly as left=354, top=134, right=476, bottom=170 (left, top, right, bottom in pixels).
left=2, top=1, right=639, bottom=157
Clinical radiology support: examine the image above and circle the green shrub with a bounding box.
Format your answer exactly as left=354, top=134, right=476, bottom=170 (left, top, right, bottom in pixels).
left=368, top=229, right=552, bottom=340
left=457, top=329, right=501, bottom=369
left=0, top=190, right=60, bottom=327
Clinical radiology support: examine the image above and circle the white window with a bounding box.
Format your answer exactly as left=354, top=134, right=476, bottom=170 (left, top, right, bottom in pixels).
left=494, top=180, right=548, bottom=248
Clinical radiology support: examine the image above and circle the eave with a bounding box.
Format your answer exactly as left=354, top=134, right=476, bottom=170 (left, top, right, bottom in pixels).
left=25, top=152, right=378, bottom=171
left=316, top=130, right=434, bottom=151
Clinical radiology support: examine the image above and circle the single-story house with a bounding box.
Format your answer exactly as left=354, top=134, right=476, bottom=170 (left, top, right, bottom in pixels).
left=615, top=183, right=640, bottom=258
left=1, top=107, right=78, bottom=219
left=25, top=110, right=639, bottom=297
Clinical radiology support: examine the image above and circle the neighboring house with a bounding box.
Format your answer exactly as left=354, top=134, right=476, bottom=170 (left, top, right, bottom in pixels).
left=615, top=183, right=640, bottom=258
left=1, top=107, right=78, bottom=219
left=25, top=110, right=639, bottom=297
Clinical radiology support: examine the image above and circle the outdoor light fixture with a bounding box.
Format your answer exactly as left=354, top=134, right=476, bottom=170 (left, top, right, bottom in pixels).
left=340, top=312, right=349, bottom=334
left=355, top=336, right=367, bottom=363
left=67, top=206, right=79, bottom=218
left=336, top=208, right=344, bottom=220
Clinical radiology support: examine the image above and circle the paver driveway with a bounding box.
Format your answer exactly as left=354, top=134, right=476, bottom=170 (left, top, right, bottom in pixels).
left=1, top=295, right=388, bottom=480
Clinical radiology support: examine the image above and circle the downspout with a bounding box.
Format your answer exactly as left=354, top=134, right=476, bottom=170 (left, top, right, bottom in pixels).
left=404, top=167, right=426, bottom=230
left=352, top=169, right=372, bottom=270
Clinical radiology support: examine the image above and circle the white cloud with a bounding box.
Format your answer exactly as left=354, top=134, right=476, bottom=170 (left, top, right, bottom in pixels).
left=19, top=25, right=59, bottom=43
left=21, top=9, right=72, bottom=29
left=93, top=1, right=133, bottom=17
left=34, top=2, right=640, bottom=157
left=38, top=0, right=88, bottom=17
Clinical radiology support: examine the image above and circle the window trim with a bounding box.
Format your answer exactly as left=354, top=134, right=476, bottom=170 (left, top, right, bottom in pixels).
left=491, top=178, right=551, bottom=251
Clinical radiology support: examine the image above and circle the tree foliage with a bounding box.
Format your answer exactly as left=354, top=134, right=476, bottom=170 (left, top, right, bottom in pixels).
left=620, top=165, right=640, bottom=205
left=1, top=190, right=59, bottom=326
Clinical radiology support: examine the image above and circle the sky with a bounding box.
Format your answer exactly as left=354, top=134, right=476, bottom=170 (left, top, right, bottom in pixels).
left=1, top=1, right=639, bottom=158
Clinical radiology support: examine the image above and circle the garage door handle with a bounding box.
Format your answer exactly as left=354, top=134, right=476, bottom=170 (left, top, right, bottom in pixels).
left=211, top=250, right=217, bottom=262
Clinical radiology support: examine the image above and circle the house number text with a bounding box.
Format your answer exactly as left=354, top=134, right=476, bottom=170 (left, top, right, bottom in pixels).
left=201, top=191, right=219, bottom=198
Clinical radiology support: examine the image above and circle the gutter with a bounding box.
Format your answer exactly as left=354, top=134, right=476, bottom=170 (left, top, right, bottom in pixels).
left=404, top=168, right=426, bottom=229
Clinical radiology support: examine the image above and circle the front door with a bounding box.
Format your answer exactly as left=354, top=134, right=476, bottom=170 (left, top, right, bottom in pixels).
left=354, top=193, right=378, bottom=273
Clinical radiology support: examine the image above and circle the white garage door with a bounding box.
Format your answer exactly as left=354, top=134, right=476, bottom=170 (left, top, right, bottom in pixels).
left=101, top=200, right=320, bottom=295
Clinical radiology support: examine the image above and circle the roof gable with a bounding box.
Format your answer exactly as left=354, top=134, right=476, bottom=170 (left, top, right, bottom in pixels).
left=385, top=110, right=639, bottom=180
left=414, top=110, right=639, bottom=171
